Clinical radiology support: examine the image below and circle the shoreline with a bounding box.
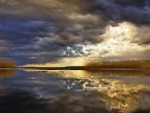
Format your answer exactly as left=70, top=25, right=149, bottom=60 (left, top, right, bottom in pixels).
left=16, top=67, right=150, bottom=70
left=1, top=66, right=150, bottom=70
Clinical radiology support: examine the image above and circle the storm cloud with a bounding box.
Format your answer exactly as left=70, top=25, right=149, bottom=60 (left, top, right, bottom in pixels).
left=0, top=0, right=150, bottom=64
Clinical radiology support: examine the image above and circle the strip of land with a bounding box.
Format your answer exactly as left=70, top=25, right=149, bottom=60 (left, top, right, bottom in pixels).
left=19, top=66, right=150, bottom=70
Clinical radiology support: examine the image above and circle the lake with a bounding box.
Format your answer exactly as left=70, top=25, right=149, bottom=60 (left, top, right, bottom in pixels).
left=0, top=69, right=150, bottom=113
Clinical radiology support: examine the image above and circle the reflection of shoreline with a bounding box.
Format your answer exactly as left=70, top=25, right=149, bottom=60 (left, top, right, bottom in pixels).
left=0, top=69, right=16, bottom=78
left=19, top=66, right=150, bottom=70
left=85, top=70, right=150, bottom=77
left=22, top=67, right=150, bottom=77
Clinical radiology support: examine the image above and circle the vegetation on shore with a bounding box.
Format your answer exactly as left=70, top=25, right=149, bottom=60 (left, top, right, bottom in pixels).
left=0, top=59, right=16, bottom=68
left=84, top=60, right=150, bottom=68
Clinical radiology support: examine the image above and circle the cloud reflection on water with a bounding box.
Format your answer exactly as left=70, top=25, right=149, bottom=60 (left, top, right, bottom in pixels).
left=20, top=69, right=150, bottom=113
left=1, top=69, right=150, bottom=113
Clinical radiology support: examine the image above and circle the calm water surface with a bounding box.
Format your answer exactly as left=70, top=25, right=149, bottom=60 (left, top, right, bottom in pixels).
left=0, top=69, right=150, bottom=113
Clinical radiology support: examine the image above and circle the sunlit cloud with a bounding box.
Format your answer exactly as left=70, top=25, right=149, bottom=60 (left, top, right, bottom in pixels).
left=23, top=57, right=87, bottom=67
left=0, top=0, right=150, bottom=64
left=79, top=22, right=149, bottom=60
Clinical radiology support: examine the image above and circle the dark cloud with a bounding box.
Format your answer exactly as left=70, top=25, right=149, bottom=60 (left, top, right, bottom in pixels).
left=110, top=0, right=145, bottom=6
left=132, top=109, right=150, bottom=113
left=132, top=26, right=150, bottom=45
left=0, top=0, right=150, bottom=64
left=96, top=0, right=150, bottom=25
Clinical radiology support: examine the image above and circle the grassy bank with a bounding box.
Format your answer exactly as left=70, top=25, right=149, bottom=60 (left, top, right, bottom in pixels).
left=84, top=60, right=150, bottom=68
left=0, top=59, right=16, bottom=68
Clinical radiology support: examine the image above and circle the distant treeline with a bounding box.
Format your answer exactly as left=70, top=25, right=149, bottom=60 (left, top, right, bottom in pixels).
left=84, top=60, right=150, bottom=68
left=0, top=59, right=16, bottom=68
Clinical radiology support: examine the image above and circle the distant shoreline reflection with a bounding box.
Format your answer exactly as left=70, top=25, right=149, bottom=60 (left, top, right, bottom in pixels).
left=85, top=69, right=150, bottom=77
left=23, top=69, right=150, bottom=77
left=0, top=69, right=16, bottom=78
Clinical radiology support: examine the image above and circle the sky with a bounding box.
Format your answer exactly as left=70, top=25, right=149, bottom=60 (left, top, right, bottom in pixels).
left=0, top=0, right=150, bottom=66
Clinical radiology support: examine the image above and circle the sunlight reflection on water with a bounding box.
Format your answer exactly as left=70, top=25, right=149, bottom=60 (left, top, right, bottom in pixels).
left=0, top=69, right=150, bottom=113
